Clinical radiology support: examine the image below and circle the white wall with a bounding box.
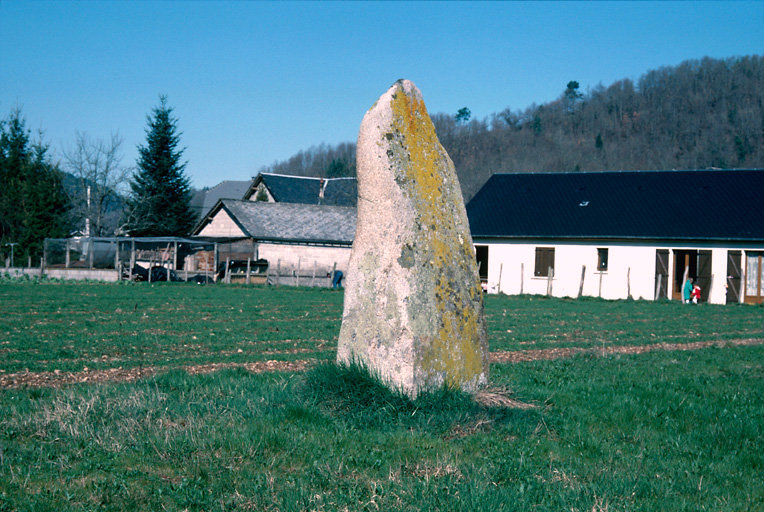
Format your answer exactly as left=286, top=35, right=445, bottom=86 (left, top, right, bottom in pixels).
left=476, top=240, right=750, bottom=305
left=258, top=243, right=351, bottom=275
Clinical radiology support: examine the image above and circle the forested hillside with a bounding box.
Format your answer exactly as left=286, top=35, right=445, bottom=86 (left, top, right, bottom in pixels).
left=262, top=55, right=763, bottom=201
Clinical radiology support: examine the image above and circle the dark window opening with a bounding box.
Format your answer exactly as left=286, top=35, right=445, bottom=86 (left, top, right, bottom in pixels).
left=597, top=248, right=609, bottom=271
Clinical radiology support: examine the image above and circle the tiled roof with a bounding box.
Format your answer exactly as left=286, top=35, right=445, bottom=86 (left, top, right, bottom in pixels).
left=466, top=169, right=764, bottom=242
left=191, top=180, right=251, bottom=219
left=220, top=200, right=356, bottom=244
left=257, top=173, right=357, bottom=206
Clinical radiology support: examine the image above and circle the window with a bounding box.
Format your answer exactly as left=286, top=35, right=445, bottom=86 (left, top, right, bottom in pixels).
left=597, top=248, right=609, bottom=271
left=534, top=247, right=555, bottom=277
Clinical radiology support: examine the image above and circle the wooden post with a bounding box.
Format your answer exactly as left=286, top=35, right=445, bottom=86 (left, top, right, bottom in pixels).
left=246, top=258, right=251, bottom=285
left=40, top=255, right=45, bottom=277
left=213, top=243, right=219, bottom=283
left=173, top=241, right=178, bottom=271
left=331, top=262, right=337, bottom=288
left=27, top=255, right=31, bottom=268
left=265, top=261, right=271, bottom=285
left=166, top=264, right=171, bottom=282
left=598, top=271, right=603, bottom=298
left=225, top=257, right=231, bottom=284
left=311, top=260, right=317, bottom=287
left=113, top=240, right=119, bottom=274
left=296, top=258, right=301, bottom=287
left=148, top=256, right=153, bottom=283
left=520, top=263, right=524, bottom=295
left=578, top=265, right=586, bottom=298
left=627, top=267, right=632, bottom=299
left=276, top=259, right=281, bottom=287
left=497, top=263, right=503, bottom=294
left=682, top=265, right=690, bottom=302
left=129, top=240, right=135, bottom=281
left=546, top=267, right=554, bottom=296
left=65, top=240, right=71, bottom=268
left=708, top=273, right=714, bottom=302
left=89, top=239, right=94, bottom=269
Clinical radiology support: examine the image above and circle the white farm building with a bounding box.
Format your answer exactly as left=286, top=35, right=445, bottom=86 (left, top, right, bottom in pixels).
left=466, top=169, right=764, bottom=305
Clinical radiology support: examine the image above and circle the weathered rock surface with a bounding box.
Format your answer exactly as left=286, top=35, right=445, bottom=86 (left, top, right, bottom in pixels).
left=337, top=79, right=488, bottom=397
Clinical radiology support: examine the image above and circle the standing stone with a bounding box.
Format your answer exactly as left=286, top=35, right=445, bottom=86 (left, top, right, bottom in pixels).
left=337, top=79, right=488, bottom=398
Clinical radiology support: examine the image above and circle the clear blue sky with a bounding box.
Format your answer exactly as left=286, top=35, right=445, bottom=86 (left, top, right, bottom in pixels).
left=2, top=1, right=762, bottom=189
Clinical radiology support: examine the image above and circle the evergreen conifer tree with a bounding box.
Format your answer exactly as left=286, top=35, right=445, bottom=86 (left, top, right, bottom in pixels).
left=0, top=109, right=69, bottom=261
left=124, top=96, right=195, bottom=236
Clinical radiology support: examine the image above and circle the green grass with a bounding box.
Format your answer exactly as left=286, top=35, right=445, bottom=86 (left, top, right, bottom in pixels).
left=0, top=282, right=762, bottom=510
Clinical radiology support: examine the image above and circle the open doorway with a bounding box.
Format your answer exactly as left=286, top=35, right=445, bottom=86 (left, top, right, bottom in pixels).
left=672, top=250, right=712, bottom=302
left=475, top=245, right=488, bottom=290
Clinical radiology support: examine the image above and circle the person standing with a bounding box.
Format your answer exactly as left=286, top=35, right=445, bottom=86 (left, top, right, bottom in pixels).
left=683, top=277, right=693, bottom=304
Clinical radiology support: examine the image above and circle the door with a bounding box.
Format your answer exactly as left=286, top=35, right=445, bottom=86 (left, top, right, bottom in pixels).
left=696, top=250, right=712, bottom=302
left=655, top=249, right=669, bottom=299
left=726, top=251, right=742, bottom=304
left=745, top=252, right=764, bottom=304
left=672, top=250, right=698, bottom=300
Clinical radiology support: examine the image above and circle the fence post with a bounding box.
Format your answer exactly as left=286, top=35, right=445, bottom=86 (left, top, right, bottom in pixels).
left=296, top=257, right=301, bottom=287
left=627, top=267, right=632, bottom=299
left=498, top=263, right=503, bottom=294
left=331, top=262, right=337, bottom=288
left=546, top=267, right=554, bottom=296
left=246, top=258, right=251, bottom=285
left=89, top=238, right=94, bottom=269
left=276, top=259, right=281, bottom=287
left=65, top=240, right=70, bottom=268
left=520, top=263, right=524, bottom=295
left=225, top=257, right=231, bottom=284
left=578, top=265, right=586, bottom=298
left=213, top=243, right=219, bottom=283
left=114, top=240, right=119, bottom=276
left=311, top=260, right=317, bottom=287
left=129, top=240, right=135, bottom=280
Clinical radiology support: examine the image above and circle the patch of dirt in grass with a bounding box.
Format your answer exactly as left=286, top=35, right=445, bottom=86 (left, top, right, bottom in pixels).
left=184, top=359, right=316, bottom=375
left=490, top=338, right=764, bottom=363
left=3, top=338, right=760, bottom=390
left=0, top=366, right=157, bottom=389
left=473, top=388, right=537, bottom=409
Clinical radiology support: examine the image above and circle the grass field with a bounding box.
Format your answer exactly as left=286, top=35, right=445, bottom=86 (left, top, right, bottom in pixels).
left=1, top=281, right=762, bottom=511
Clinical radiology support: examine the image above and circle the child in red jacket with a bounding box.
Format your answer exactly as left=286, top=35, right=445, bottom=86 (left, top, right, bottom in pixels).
left=691, top=284, right=701, bottom=304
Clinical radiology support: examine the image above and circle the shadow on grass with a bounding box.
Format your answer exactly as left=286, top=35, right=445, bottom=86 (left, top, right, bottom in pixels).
left=299, top=361, right=538, bottom=436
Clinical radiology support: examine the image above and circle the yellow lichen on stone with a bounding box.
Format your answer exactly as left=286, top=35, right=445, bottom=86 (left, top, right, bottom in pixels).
left=388, top=85, right=485, bottom=388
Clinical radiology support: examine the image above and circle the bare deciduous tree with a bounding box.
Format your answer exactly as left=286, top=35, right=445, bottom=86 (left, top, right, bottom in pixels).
left=64, top=132, right=130, bottom=236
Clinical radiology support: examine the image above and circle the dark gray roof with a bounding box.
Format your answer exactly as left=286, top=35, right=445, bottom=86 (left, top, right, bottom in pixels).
left=191, top=180, right=251, bottom=220
left=250, top=173, right=357, bottom=206
left=467, top=169, right=764, bottom=242
left=219, top=199, right=356, bottom=244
